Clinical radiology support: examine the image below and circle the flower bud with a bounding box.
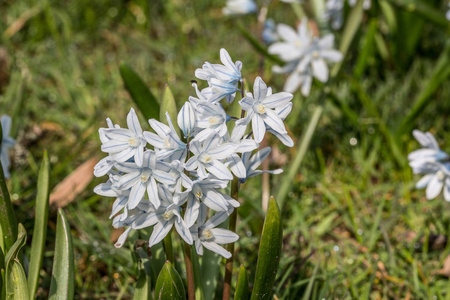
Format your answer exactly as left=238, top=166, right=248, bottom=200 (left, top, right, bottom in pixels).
left=177, top=102, right=196, bottom=138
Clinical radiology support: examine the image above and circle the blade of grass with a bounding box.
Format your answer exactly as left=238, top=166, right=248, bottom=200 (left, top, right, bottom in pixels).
left=367, top=197, right=386, bottom=252
left=49, top=209, right=74, bottom=300
left=385, top=0, right=449, bottom=28
left=28, top=150, right=50, bottom=298
left=276, top=105, right=323, bottom=209
left=301, top=259, right=320, bottom=300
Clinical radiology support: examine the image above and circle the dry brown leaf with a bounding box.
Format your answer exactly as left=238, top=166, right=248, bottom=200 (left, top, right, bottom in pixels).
left=50, top=157, right=98, bottom=207
left=435, top=255, right=450, bottom=277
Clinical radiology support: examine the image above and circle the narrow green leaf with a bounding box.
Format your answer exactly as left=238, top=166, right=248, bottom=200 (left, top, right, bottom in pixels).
left=6, top=259, right=29, bottom=300
left=4, top=224, right=27, bottom=300
left=0, top=121, right=18, bottom=252
left=397, top=41, right=450, bottom=136
left=250, top=197, right=282, bottom=300
left=134, top=267, right=152, bottom=300
left=301, top=259, right=320, bottom=300
left=160, top=84, right=179, bottom=135
left=200, top=248, right=221, bottom=300
left=0, top=246, right=4, bottom=299
left=190, top=248, right=204, bottom=300
left=385, top=0, right=449, bottom=28
left=237, top=24, right=284, bottom=65
left=354, top=19, right=377, bottom=79
left=4, top=225, right=26, bottom=272
left=331, top=0, right=364, bottom=78
left=154, top=261, right=186, bottom=300
left=49, top=209, right=74, bottom=300
left=367, top=197, right=386, bottom=252
left=234, top=265, right=249, bottom=300
left=276, top=106, right=323, bottom=209
left=119, top=63, right=160, bottom=121
left=28, top=150, right=50, bottom=298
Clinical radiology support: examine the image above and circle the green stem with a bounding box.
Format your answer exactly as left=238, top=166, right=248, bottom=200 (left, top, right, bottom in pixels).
left=163, top=231, right=174, bottom=263
left=275, top=105, right=323, bottom=210
left=223, top=178, right=240, bottom=300
left=183, top=242, right=195, bottom=300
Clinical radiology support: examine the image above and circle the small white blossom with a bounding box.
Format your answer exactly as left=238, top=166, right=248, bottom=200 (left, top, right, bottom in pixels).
left=1, top=115, right=15, bottom=179
left=323, top=0, right=344, bottom=30
left=262, top=19, right=278, bottom=45
left=408, top=130, right=449, bottom=165
left=348, top=0, right=371, bottom=10
left=237, top=77, right=292, bottom=143
left=101, top=108, right=147, bottom=166
left=191, top=205, right=239, bottom=259
left=178, top=102, right=196, bottom=139
left=240, top=147, right=283, bottom=183
left=222, top=0, right=257, bottom=15
left=192, top=102, right=229, bottom=142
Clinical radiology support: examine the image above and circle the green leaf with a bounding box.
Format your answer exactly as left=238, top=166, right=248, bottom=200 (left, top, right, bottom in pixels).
left=234, top=265, right=249, bottom=300
left=200, top=250, right=221, bottom=300
left=134, top=267, right=152, bottom=300
left=276, top=106, right=323, bottom=209
left=353, top=19, right=377, bottom=79
left=49, top=209, right=74, bottom=300
left=154, top=261, right=186, bottom=300
left=331, top=0, right=364, bottom=78
left=190, top=247, right=204, bottom=300
left=5, top=259, right=29, bottom=300
left=119, top=63, right=160, bottom=121
left=301, top=259, right=320, bottom=300
left=385, top=0, right=449, bottom=28
left=160, top=84, right=179, bottom=135
left=0, top=246, right=4, bottom=299
left=237, top=24, right=284, bottom=66
left=4, top=224, right=27, bottom=300
left=28, top=150, right=50, bottom=298
left=397, top=41, right=450, bottom=136
left=0, top=122, right=18, bottom=252
left=250, top=197, right=282, bottom=300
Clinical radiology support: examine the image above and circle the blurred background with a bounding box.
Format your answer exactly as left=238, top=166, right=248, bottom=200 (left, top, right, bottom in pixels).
left=1, top=0, right=450, bottom=298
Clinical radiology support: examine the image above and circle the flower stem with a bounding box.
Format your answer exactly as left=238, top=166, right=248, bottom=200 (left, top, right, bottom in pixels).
left=183, top=242, right=196, bottom=300
left=223, top=177, right=240, bottom=300
left=163, top=231, right=174, bottom=263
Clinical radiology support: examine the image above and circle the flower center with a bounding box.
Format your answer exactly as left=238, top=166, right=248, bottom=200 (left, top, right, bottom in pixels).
left=200, top=228, right=214, bottom=240
left=199, top=153, right=213, bottom=164
left=437, top=170, right=445, bottom=181
left=193, top=186, right=203, bottom=200
left=163, top=137, right=171, bottom=148
left=208, top=116, right=221, bottom=126
left=140, top=169, right=151, bottom=182
left=294, top=40, right=302, bottom=48
left=163, top=210, right=174, bottom=221
left=312, top=50, right=320, bottom=58
left=128, top=137, right=140, bottom=147
left=256, top=104, right=266, bottom=114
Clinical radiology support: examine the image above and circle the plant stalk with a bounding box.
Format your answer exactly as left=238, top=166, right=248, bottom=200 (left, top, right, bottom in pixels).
left=183, top=242, right=196, bottom=300
left=0, top=158, right=17, bottom=253
left=223, top=177, right=240, bottom=300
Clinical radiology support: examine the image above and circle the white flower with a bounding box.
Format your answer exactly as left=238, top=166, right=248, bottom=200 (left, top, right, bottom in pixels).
left=116, top=150, right=176, bottom=209
left=408, top=130, right=449, bottom=165
left=192, top=102, right=229, bottom=142
left=222, top=0, right=257, bottom=15
left=240, top=147, right=283, bottom=183
left=101, top=107, right=147, bottom=166
left=195, top=49, right=242, bottom=103
left=237, top=77, right=292, bottom=143
left=348, top=0, right=371, bottom=10
left=94, top=174, right=130, bottom=219
left=178, top=102, right=196, bottom=139
left=268, top=20, right=312, bottom=62
left=262, top=19, right=278, bottom=45
left=144, top=113, right=187, bottom=162
left=191, top=205, right=239, bottom=259
left=133, top=185, right=193, bottom=247
left=413, top=162, right=450, bottom=201
left=1, top=115, right=15, bottom=179
left=186, top=135, right=237, bottom=180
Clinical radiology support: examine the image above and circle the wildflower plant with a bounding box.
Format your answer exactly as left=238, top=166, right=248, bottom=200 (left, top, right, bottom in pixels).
left=95, top=48, right=292, bottom=299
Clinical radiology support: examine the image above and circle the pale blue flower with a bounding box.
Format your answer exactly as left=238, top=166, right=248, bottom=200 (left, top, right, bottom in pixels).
left=323, top=0, right=344, bottom=30
left=116, top=150, right=176, bottom=209
left=186, top=135, right=237, bottom=180
left=413, top=161, right=450, bottom=201
left=237, top=77, right=292, bottom=143
left=408, top=130, right=448, bottom=165
left=178, top=102, right=196, bottom=139
left=1, top=115, right=15, bottom=178
left=101, top=107, right=147, bottom=166
left=192, top=102, right=229, bottom=142
left=240, top=147, right=283, bottom=183
left=133, top=185, right=193, bottom=247
left=269, top=19, right=312, bottom=62
left=191, top=205, right=238, bottom=259
left=262, top=19, right=278, bottom=44
left=144, top=112, right=186, bottom=162
left=222, top=0, right=257, bottom=15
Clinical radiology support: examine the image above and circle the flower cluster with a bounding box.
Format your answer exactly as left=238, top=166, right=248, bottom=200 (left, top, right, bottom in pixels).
left=94, top=49, right=293, bottom=258
left=408, top=130, right=450, bottom=201
left=1, top=115, right=15, bottom=179
left=268, top=19, right=343, bottom=96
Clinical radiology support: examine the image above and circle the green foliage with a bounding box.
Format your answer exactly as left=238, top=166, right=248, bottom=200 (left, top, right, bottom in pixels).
left=234, top=265, right=249, bottom=300
left=28, top=150, right=50, bottom=298
left=49, top=209, right=74, bottom=300
left=120, top=63, right=160, bottom=121
left=154, top=261, right=186, bottom=300
left=4, top=224, right=27, bottom=300
left=251, top=198, right=282, bottom=300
